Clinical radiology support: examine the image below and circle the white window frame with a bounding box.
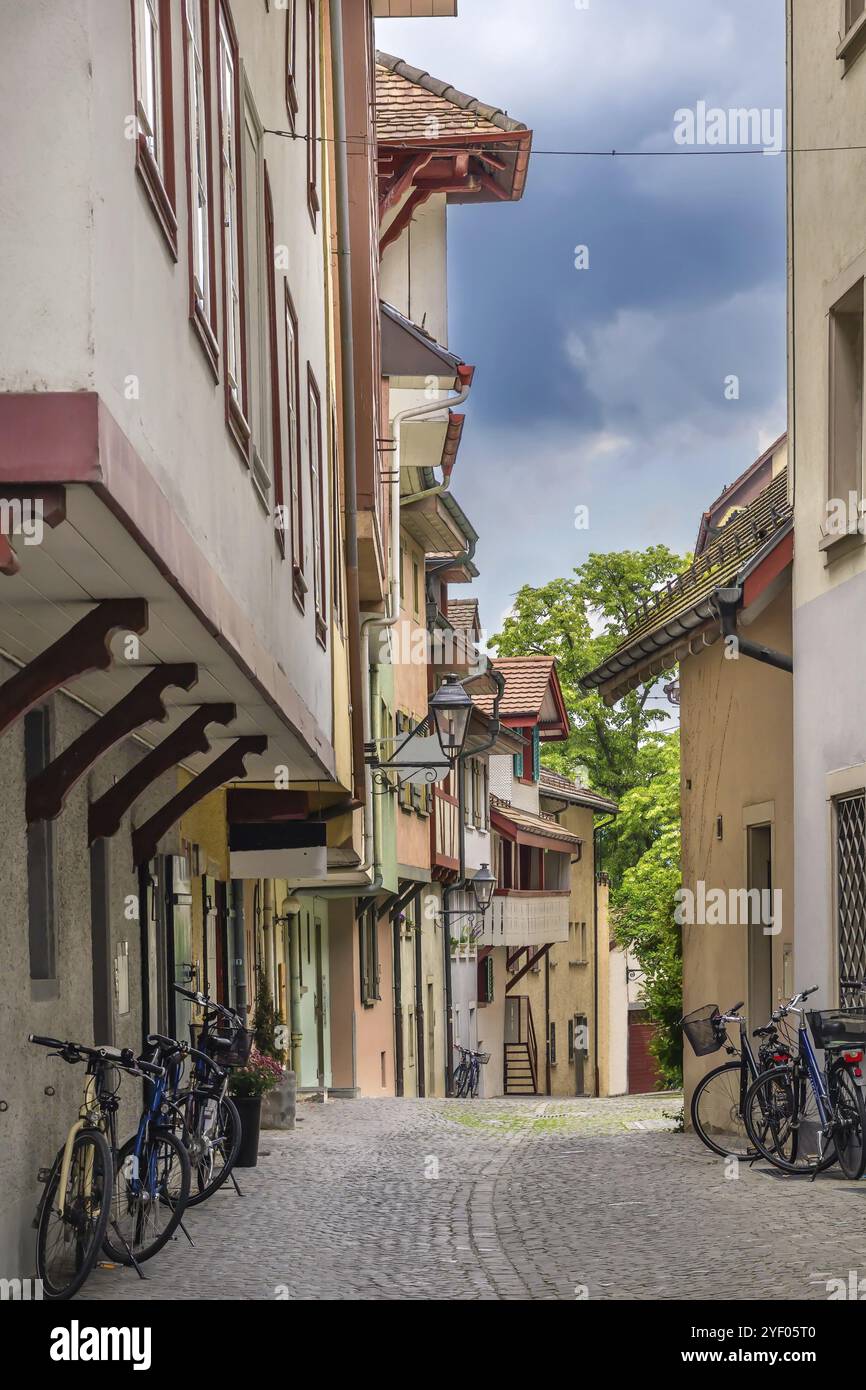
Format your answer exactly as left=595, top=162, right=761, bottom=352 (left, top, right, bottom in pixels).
left=186, top=0, right=210, bottom=318
left=219, top=12, right=243, bottom=410
left=135, top=0, right=163, bottom=166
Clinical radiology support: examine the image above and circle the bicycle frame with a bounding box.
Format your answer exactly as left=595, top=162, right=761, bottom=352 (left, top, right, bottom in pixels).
left=56, top=1071, right=102, bottom=1219
left=126, top=1067, right=171, bottom=1196
left=794, top=1016, right=833, bottom=1129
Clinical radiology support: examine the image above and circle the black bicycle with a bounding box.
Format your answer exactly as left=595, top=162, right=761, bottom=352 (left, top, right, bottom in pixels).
left=683, top=999, right=794, bottom=1158
left=167, top=985, right=249, bottom=1204
left=453, top=1044, right=489, bottom=1098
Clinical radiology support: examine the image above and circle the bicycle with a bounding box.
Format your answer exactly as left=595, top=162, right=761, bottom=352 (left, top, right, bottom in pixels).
left=453, top=1044, right=489, bottom=1098
left=744, top=985, right=866, bottom=1178
left=101, top=1032, right=192, bottom=1267
left=167, top=985, right=248, bottom=1204
left=683, top=999, right=793, bottom=1158
left=29, top=1034, right=164, bottom=1300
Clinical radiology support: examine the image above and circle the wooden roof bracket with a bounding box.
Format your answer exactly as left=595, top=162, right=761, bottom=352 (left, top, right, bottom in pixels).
left=0, top=598, right=149, bottom=739
left=26, top=663, right=199, bottom=823
left=132, top=735, right=268, bottom=867
left=88, top=702, right=237, bottom=843
left=505, top=943, right=553, bottom=993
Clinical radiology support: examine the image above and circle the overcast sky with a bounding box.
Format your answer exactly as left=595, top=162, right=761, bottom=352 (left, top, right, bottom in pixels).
left=376, top=0, right=787, bottom=638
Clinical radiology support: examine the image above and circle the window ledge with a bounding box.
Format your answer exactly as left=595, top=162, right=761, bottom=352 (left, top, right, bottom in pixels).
left=227, top=394, right=252, bottom=468
left=819, top=525, right=866, bottom=565
left=190, top=298, right=220, bottom=382
left=136, top=136, right=178, bottom=261
left=293, top=565, right=307, bottom=612
left=838, top=12, right=866, bottom=65
left=315, top=614, right=328, bottom=649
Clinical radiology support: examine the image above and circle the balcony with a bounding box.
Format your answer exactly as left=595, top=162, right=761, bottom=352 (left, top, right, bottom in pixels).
left=476, top=890, right=570, bottom=947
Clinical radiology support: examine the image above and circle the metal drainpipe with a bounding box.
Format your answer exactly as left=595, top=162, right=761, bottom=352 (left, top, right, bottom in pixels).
left=231, top=880, right=247, bottom=1014
left=713, top=586, right=793, bottom=673
left=288, top=905, right=303, bottom=1077
left=262, top=879, right=275, bottom=1001
left=592, top=815, right=616, bottom=1097
left=329, top=0, right=366, bottom=809
left=545, top=950, right=551, bottom=1094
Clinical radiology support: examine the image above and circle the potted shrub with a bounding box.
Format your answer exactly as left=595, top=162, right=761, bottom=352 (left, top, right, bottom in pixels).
left=228, top=1048, right=285, bottom=1167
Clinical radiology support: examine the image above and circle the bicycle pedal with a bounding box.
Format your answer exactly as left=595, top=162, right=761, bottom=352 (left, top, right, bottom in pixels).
left=96, top=1261, right=122, bottom=1270
left=36, top=1167, right=51, bottom=1184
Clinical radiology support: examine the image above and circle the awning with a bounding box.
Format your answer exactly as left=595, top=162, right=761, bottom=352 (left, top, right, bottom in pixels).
left=491, top=799, right=582, bottom=855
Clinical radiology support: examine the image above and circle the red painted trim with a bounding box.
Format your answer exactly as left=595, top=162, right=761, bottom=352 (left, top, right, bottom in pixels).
left=130, top=0, right=178, bottom=259
left=307, top=364, right=327, bottom=645
left=491, top=809, right=577, bottom=856
left=0, top=537, right=20, bottom=576
left=0, top=394, right=101, bottom=482
left=217, top=0, right=251, bottom=466
left=285, top=0, right=298, bottom=126
left=742, top=529, right=793, bottom=610
left=306, top=0, right=319, bottom=228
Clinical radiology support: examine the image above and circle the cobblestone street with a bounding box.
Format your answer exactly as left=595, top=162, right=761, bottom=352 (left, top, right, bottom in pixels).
left=76, top=1094, right=866, bottom=1302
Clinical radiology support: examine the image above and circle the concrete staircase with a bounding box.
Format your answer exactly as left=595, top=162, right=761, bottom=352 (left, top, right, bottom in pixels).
left=505, top=1042, right=536, bottom=1095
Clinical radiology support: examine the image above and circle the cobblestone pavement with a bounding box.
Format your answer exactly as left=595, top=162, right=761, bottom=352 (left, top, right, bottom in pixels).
left=78, top=1093, right=866, bottom=1301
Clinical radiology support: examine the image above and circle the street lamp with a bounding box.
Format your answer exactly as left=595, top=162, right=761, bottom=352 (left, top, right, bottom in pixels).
left=471, top=863, right=496, bottom=914
left=429, top=673, right=473, bottom=765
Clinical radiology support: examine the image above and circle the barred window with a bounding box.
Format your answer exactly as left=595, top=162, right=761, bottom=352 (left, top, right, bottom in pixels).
left=836, top=793, right=866, bottom=993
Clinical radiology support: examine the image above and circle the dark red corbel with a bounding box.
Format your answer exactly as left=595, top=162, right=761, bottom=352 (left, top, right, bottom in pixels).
left=0, top=598, right=148, bottom=739
left=26, top=663, right=198, bottom=823
left=88, top=702, right=237, bottom=843
left=132, top=736, right=268, bottom=867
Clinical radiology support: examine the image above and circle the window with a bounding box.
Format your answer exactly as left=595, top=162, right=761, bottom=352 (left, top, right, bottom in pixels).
left=396, top=711, right=412, bottom=811
left=183, top=0, right=218, bottom=369
left=306, top=0, right=319, bottom=225
left=264, top=167, right=284, bottom=546
left=829, top=279, right=864, bottom=510
left=836, top=793, right=866, bottom=991
left=244, top=92, right=269, bottom=492
left=360, top=906, right=380, bottom=1006
left=549, top=1021, right=557, bottom=1066
left=132, top=0, right=177, bottom=253
left=477, top=953, right=494, bottom=1005
left=407, top=1009, right=415, bottom=1063
left=285, top=0, right=299, bottom=122
left=331, top=402, right=344, bottom=629
left=284, top=286, right=303, bottom=598
left=218, top=5, right=249, bottom=452
left=25, top=708, right=57, bottom=996
left=848, top=0, right=866, bottom=32
left=567, top=1018, right=575, bottom=1063
left=308, top=366, right=327, bottom=642
left=412, top=558, right=420, bottom=618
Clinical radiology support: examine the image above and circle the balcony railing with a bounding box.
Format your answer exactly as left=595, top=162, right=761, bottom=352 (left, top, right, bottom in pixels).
left=475, top=890, right=570, bottom=947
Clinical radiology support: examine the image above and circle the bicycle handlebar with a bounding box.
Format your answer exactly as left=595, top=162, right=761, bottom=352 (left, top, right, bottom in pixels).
left=28, top=1034, right=164, bottom=1078
left=173, top=983, right=244, bottom=1025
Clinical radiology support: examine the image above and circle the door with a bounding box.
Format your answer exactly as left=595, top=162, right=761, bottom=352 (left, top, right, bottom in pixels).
left=573, top=1014, right=587, bottom=1096
left=747, top=824, right=773, bottom=1025
left=314, top=918, right=326, bottom=1088
left=427, top=982, right=435, bottom=1095
left=166, top=857, right=194, bottom=1042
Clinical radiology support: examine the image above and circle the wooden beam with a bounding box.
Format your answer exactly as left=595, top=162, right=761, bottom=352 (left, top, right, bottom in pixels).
left=380, top=187, right=434, bottom=255
left=27, top=663, right=198, bottom=823
left=378, top=151, right=434, bottom=219
left=132, top=735, right=268, bottom=867
left=505, top=943, right=552, bottom=993
left=0, top=598, right=148, bottom=738
left=88, top=702, right=237, bottom=843
left=0, top=536, right=19, bottom=576
left=227, top=787, right=309, bottom=823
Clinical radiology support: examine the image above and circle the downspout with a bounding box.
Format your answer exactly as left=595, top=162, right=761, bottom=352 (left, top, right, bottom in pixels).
left=231, top=879, right=247, bottom=1014
left=329, top=0, right=366, bottom=810
left=712, top=587, right=794, bottom=673
left=281, top=898, right=304, bottom=1077
left=592, top=814, right=616, bottom=1098
left=262, top=879, right=275, bottom=1001
left=544, top=949, right=551, bottom=1094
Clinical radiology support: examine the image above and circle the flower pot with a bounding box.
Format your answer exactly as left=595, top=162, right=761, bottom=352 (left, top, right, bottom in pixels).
left=232, top=1094, right=263, bottom=1167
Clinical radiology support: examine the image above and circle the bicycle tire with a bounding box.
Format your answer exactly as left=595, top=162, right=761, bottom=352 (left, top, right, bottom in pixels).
left=175, top=1090, right=242, bottom=1206
left=830, top=1064, right=866, bottom=1180
left=453, top=1063, right=469, bottom=1098
left=690, top=1060, right=755, bottom=1158
left=36, top=1129, right=113, bottom=1301
left=103, top=1128, right=191, bottom=1264
left=744, top=1065, right=838, bottom=1174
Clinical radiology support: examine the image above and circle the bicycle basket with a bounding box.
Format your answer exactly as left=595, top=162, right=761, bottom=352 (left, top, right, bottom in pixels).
left=681, top=1004, right=726, bottom=1057
left=477, top=1052, right=491, bottom=1065
left=808, top=1009, right=866, bottom=1050
left=196, top=1027, right=254, bottom=1067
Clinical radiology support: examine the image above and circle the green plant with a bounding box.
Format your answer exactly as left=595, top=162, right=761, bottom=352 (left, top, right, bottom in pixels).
left=252, top=977, right=285, bottom=1062
left=228, top=1047, right=285, bottom=1099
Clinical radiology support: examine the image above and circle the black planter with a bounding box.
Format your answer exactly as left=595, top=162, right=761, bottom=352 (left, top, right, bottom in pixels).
left=232, top=1094, right=263, bottom=1167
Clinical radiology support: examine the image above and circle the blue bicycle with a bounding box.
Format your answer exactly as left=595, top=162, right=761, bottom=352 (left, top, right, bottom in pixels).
left=744, top=984, right=866, bottom=1178
left=101, top=1032, right=192, bottom=1267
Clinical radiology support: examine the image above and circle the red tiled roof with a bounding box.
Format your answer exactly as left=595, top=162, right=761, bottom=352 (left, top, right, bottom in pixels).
left=539, top=768, right=619, bottom=816
left=474, top=656, right=555, bottom=717
left=375, top=53, right=528, bottom=142
left=447, top=598, right=479, bottom=633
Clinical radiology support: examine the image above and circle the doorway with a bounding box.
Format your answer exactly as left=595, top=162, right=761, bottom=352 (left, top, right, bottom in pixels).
left=747, top=824, right=774, bottom=1024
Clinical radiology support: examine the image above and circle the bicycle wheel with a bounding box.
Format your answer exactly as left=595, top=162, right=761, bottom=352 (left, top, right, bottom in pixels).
left=745, top=1065, right=837, bottom=1174
left=103, top=1129, right=191, bottom=1264
left=176, top=1091, right=242, bottom=1206
left=830, top=1065, right=866, bottom=1180
left=691, top=1061, right=754, bottom=1158
left=453, top=1063, right=469, bottom=1097
left=469, top=1062, right=480, bottom=1099
left=36, top=1129, right=113, bottom=1300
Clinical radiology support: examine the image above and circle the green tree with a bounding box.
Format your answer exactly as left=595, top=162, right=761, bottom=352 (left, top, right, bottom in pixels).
left=610, top=735, right=683, bottom=1087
